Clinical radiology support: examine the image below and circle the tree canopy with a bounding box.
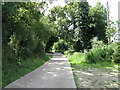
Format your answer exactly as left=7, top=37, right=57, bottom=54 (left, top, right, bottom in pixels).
left=2, top=1, right=109, bottom=62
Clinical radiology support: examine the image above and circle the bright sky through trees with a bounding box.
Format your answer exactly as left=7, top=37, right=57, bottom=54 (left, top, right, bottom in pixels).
left=45, top=0, right=120, bottom=21
left=88, top=0, right=120, bottom=21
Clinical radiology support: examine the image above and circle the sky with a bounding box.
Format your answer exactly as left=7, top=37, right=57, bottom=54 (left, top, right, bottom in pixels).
left=44, top=0, right=120, bottom=22
left=88, top=0, right=120, bottom=21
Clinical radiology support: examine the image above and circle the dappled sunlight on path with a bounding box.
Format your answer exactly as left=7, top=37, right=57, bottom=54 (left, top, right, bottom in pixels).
left=74, top=66, right=119, bottom=88
left=5, top=53, right=76, bottom=88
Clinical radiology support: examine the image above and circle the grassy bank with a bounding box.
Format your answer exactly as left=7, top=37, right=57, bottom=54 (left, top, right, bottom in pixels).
left=67, top=52, right=119, bottom=71
left=2, top=54, right=52, bottom=88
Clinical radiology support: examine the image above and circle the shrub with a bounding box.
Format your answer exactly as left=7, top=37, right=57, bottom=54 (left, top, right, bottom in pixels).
left=112, top=43, right=120, bottom=63
left=52, top=39, right=68, bottom=53
left=91, top=37, right=105, bottom=49
left=34, top=41, right=45, bottom=56
left=2, top=46, right=17, bottom=62
left=64, top=50, right=75, bottom=55
left=85, top=43, right=120, bottom=64
left=85, top=45, right=114, bottom=63
left=85, top=38, right=120, bottom=64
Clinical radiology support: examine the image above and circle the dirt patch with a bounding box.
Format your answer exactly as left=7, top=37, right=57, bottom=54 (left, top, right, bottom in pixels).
left=73, top=66, right=119, bottom=88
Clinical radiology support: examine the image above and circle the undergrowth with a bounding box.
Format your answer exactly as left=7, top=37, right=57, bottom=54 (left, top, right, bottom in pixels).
left=2, top=54, right=52, bottom=88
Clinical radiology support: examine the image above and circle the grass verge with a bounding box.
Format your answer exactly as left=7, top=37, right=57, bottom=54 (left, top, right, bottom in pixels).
left=2, top=54, right=52, bottom=88
left=67, top=52, right=119, bottom=71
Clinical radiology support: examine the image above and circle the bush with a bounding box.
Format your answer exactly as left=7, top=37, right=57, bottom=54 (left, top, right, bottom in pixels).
left=85, top=38, right=120, bottom=64
left=112, top=43, right=120, bottom=63
left=34, top=41, right=45, bottom=56
left=91, top=37, right=105, bottom=49
left=64, top=50, right=75, bottom=55
left=45, top=36, right=58, bottom=53
left=85, top=44, right=114, bottom=63
left=52, top=39, right=68, bottom=53
left=2, top=46, right=17, bottom=62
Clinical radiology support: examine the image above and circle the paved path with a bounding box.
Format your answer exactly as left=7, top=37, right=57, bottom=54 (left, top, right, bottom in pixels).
left=5, top=53, right=76, bottom=88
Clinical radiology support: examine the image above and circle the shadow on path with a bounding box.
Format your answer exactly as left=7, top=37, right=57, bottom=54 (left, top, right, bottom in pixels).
left=4, top=53, right=76, bottom=88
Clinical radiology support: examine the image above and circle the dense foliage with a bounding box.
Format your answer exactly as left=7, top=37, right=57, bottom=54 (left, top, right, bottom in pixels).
left=2, top=2, right=54, bottom=63
left=52, top=39, right=68, bottom=53
left=49, top=1, right=108, bottom=52
left=85, top=38, right=120, bottom=64
left=89, top=2, right=107, bottom=43
left=2, top=2, right=54, bottom=87
left=2, top=1, right=119, bottom=87
left=66, top=42, right=120, bottom=64
left=85, top=44, right=114, bottom=63
left=112, top=43, right=120, bottom=63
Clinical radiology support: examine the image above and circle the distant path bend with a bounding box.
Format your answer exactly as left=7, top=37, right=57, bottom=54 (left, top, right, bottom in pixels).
left=5, top=53, right=76, bottom=88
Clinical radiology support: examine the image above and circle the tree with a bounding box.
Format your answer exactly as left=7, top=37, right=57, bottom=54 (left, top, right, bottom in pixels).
left=74, top=2, right=92, bottom=51
left=89, top=2, right=107, bottom=43
left=2, top=2, right=54, bottom=62
left=48, top=6, right=71, bottom=51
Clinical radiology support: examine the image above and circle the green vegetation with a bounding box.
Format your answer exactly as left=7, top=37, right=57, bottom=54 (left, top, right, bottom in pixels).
left=2, top=2, right=54, bottom=88
left=3, top=2, right=55, bottom=61
left=67, top=52, right=85, bottom=65
left=2, top=55, right=52, bottom=87
left=47, top=1, right=113, bottom=52
left=66, top=43, right=119, bottom=71
left=52, top=39, right=68, bottom=53
left=85, top=44, right=114, bottom=63
left=67, top=52, right=119, bottom=71
left=2, top=0, right=120, bottom=88
left=89, top=2, right=107, bottom=43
